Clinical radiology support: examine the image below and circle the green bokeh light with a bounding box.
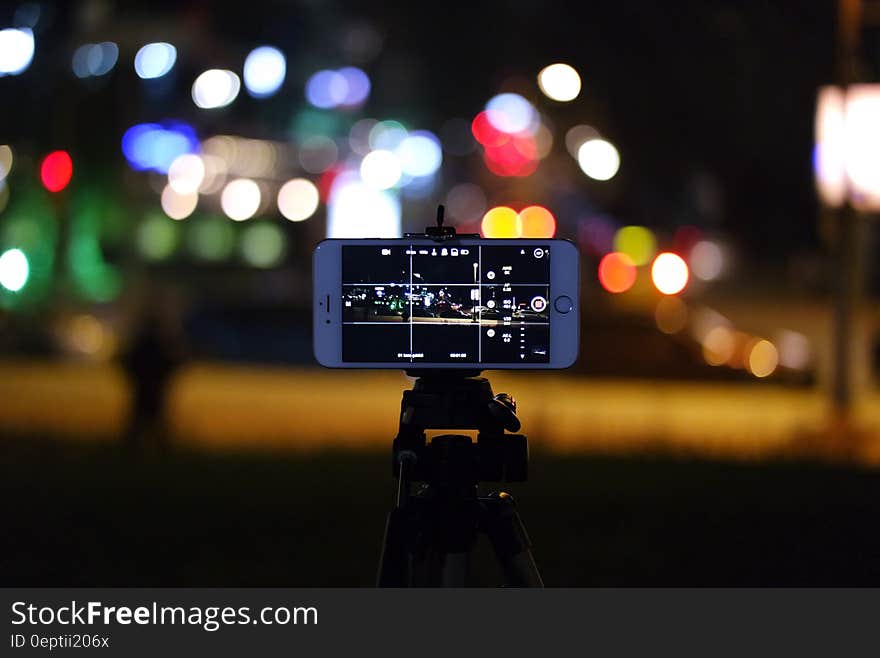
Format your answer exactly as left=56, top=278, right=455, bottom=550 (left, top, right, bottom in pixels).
left=187, top=215, right=236, bottom=262
left=289, top=108, right=344, bottom=142
left=68, top=187, right=124, bottom=303
left=240, top=222, right=286, bottom=268
left=137, top=212, right=179, bottom=261
left=0, top=184, right=56, bottom=309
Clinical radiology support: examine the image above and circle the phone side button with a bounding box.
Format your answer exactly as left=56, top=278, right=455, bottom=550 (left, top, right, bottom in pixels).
left=554, top=295, right=573, bottom=314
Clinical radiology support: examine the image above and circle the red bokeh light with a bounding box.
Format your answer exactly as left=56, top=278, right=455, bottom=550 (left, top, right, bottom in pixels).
left=483, top=136, right=538, bottom=177
left=317, top=165, right=342, bottom=202
left=673, top=225, right=703, bottom=253
left=40, top=151, right=73, bottom=193
left=471, top=111, right=510, bottom=148
left=598, top=252, right=637, bottom=294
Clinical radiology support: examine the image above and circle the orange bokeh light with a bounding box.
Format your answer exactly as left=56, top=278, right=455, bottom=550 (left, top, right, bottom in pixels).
left=518, top=205, right=556, bottom=238
left=481, top=206, right=520, bottom=237
left=598, top=252, right=637, bottom=293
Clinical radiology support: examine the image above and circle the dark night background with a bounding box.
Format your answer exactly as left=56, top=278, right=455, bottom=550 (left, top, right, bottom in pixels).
left=1, top=0, right=879, bottom=586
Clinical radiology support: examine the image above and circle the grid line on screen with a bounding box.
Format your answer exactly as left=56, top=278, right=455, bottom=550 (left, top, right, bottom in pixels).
left=341, top=244, right=551, bottom=363
left=409, top=247, right=413, bottom=360
left=478, top=244, right=482, bottom=362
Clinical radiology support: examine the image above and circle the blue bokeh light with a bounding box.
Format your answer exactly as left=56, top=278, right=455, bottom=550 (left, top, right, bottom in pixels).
left=122, top=122, right=199, bottom=173
left=305, top=70, right=349, bottom=109
left=338, top=67, right=370, bottom=106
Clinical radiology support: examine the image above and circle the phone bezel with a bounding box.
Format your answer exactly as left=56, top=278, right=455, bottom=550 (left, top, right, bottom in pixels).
left=313, top=237, right=579, bottom=369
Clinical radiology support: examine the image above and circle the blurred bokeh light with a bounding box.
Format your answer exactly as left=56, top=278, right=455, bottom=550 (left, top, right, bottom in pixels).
left=243, top=46, right=286, bottom=98
left=221, top=178, right=261, bottom=221
left=578, top=139, right=620, bottom=180
left=134, top=42, right=177, bottom=79
left=160, top=184, right=198, bottom=220
left=328, top=172, right=400, bottom=238
left=360, top=150, right=401, bottom=189
left=651, top=252, right=689, bottom=295
left=481, top=206, right=519, bottom=238
left=518, top=205, right=556, bottom=238
left=40, top=151, right=73, bottom=192
left=278, top=178, right=320, bottom=222
left=537, top=63, right=581, bottom=102
left=0, top=248, right=28, bottom=292
left=613, top=226, right=655, bottom=266
left=748, top=340, right=779, bottom=378
left=72, top=42, right=118, bottom=78
left=598, top=252, right=636, bottom=293
left=192, top=69, right=241, bottom=109
left=0, top=28, right=34, bottom=76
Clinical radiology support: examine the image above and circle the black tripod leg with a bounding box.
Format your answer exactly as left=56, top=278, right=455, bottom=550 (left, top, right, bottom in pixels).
left=378, top=448, right=419, bottom=587
left=377, top=507, right=410, bottom=587
left=482, top=492, right=544, bottom=588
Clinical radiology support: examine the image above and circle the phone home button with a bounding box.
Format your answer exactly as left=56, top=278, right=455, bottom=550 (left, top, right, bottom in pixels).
left=554, top=295, right=573, bottom=314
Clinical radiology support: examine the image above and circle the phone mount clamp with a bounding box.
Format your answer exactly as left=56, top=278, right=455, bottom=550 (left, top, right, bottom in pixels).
left=404, top=204, right=480, bottom=242
left=376, top=207, right=544, bottom=587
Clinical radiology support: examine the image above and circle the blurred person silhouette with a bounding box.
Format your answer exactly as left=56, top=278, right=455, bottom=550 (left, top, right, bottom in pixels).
left=119, top=285, right=187, bottom=452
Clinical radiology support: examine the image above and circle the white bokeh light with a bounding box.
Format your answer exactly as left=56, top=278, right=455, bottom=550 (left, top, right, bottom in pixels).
left=651, top=253, right=689, bottom=295
left=485, top=93, right=536, bottom=134
left=690, top=240, right=724, bottom=281
left=277, top=178, right=320, bottom=222
left=167, top=154, right=205, bottom=195
left=243, top=46, right=286, bottom=98
left=0, top=248, right=29, bottom=291
left=360, top=150, right=402, bottom=189
left=192, top=69, right=241, bottom=109
left=842, top=85, right=880, bottom=209
left=537, top=63, right=581, bottom=102
left=161, top=184, right=198, bottom=220
left=328, top=172, right=400, bottom=238
left=578, top=139, right=620, bottom=181
left=221, top=178, right=261, bottom=221
left=0, top=28, right=34, bottom=76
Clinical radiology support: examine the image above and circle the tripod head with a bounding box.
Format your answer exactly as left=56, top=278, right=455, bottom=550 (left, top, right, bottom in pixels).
left=392, top=373, right=528, bottom=486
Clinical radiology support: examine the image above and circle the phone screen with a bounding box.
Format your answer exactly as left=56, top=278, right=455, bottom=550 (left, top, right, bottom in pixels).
left=341, top=244, right=551, bottom=364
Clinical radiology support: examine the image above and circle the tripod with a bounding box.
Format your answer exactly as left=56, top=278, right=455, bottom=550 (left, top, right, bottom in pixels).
left=376, top=372, right=544, bottom=587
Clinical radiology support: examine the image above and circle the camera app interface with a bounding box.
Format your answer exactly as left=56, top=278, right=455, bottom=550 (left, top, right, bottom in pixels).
left=342, top=244, right=550, bottom=363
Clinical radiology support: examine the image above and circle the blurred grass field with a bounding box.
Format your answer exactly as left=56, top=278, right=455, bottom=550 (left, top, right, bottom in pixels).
left=2, top=360, right=880, bottom=460
left=4, top=436, right=880, bottom=586
left=3, top=359, right=880, bottom=585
